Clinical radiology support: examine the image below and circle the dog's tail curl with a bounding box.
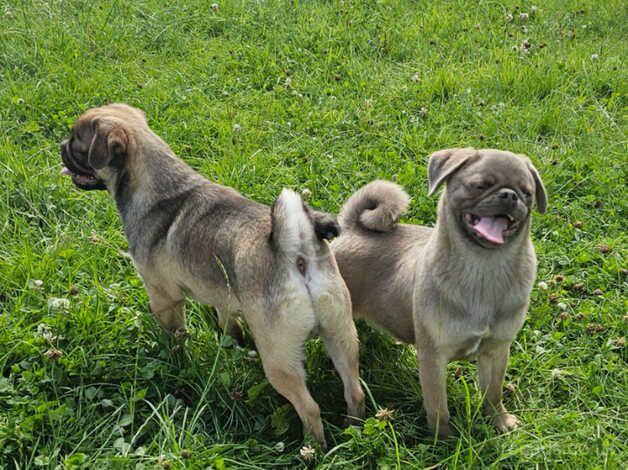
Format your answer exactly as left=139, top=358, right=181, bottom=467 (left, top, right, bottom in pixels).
left=339, top=180, right=410, bottom=232
left=270, top=189, right=339, bottom=255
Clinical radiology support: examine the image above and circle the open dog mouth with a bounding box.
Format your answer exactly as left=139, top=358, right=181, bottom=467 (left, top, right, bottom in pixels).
left=60, top=166, right=99, bottom=186
left=60, top=143, right=106, bottom=190
left=463, top=212, right=520, bottom=245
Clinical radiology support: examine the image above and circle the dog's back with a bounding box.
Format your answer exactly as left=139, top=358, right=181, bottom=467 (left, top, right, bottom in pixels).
left=333, top=181, right=430, bottom=343
left=140, top=176, right=341, bottom=316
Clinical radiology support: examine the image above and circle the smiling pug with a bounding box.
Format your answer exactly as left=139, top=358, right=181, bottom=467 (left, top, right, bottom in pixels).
left=60, top=103, right=364, bottom=447
left=332, top=148, right=547, bottom=437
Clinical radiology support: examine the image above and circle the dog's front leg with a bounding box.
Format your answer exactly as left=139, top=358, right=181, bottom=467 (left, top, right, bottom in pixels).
left=417, top=347, right=451, bottom=437
left=216, top=308, right=245, bottom=345
left=478, top=340, right=520, bottom=432
left=144, top=283, right=187, bottom=336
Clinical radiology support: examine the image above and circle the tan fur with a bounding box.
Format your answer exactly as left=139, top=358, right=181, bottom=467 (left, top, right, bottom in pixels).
left=333, top=148, right=547, bottom=437
left=339, top=180, right=410, bottom=232
left=60, top=104, right=364, bottom=447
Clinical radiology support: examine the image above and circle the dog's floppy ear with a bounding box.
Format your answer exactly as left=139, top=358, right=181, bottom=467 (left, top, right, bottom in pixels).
left=88, top=121, right=128, bottom=170
left=526, top=159, right=548, bottom=214
left=427, top=147, right=478, bottom=196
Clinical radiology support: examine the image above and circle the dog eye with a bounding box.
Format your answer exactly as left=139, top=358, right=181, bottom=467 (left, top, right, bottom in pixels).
left=522, top=189, right=532, bottom=198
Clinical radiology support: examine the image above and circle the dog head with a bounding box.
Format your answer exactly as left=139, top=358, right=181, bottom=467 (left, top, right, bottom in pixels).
left=427, top=147, right=547, bottom=248
left=60, top=103, right=147, bottom=190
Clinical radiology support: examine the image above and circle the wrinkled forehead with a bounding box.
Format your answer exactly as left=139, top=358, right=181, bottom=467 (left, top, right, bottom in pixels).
left=460, top=150, right=532, bottom=185
left=73, top=104, right=146, bottom=133
left=72, top=116, right=94, bottom=137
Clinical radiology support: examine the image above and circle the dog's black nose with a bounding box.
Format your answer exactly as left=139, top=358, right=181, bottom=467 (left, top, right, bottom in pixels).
left=498, top=189, right=518, bottom=202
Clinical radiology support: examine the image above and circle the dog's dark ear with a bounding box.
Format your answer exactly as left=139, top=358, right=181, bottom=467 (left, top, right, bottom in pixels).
left=427, top=147, right=478, bottom=196
left=526, top=159, right=548, bottom=214
left=311, top=209, right=340, bottom=241
left=88, top=121, right=128, bottom=170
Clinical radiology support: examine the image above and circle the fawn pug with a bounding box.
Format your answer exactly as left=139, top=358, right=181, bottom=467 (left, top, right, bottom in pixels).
left=333, top=148, right=546, bottom=436
left=60, top=103, right=364, bottom=446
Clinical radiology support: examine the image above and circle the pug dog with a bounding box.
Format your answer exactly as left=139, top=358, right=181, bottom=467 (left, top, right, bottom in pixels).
left=332, top=148, right=547, bottom=437
left=60, top=103, right=364, bottom=447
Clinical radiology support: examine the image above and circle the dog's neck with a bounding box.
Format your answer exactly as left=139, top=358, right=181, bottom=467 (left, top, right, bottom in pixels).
left=106, top=130, right=202, bottom=223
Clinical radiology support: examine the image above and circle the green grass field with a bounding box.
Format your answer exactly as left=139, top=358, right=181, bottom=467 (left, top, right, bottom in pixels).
left=1, top=0, right=626, bottom=468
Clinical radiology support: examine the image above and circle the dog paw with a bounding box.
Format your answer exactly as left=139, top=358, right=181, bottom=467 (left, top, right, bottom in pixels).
left=227, top=322, right=246, bottom=346
left=492, top=412, right=521, bottom=432
left=343, top=414, right=363, bottom=428
left=173, top=327, right=189, bottom=339
left=428, top=421, right=454, bottom=439
left=437, top=423, right=454, bottom=438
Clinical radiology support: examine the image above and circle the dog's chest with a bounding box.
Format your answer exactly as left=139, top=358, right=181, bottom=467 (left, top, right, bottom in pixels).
left=458, top=328, right=490, bottom=358
left=420, top=257, right=531, bottom=356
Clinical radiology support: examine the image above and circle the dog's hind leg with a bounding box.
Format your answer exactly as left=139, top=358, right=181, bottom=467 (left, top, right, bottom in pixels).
left=316, top=290, right=365, bottom=422
left=319, top=326, right=365, bottom=423
left=254, top=325, right=326, bottom=448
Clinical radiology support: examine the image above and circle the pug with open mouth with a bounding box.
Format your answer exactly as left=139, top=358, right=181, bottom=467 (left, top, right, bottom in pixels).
left=332, top=148, right=547, bottom=437
left=60, top=103, right=364, bottom=447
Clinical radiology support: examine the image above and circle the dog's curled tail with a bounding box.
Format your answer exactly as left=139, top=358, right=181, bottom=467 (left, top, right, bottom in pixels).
left=339, top=180, right=410, bottom=232
left=271, top=189, right=339, bottom=252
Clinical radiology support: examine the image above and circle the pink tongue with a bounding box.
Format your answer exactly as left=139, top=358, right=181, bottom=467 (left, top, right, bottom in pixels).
left=473, top=217, right=509, bottom=244
left=60, top=166, right=73, bottom=176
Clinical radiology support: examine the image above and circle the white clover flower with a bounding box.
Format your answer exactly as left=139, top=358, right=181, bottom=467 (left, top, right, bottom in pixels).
left=590, top=53, right=599, bottom=61
left=411, top=73, right=420, bottom=82
left=37, top=324, right=58, bottom=342
left=211, top=3, right=219, bottom=11
left=551, top=368, right=565, bottom=378
left=232, top=123, right=241, bottom=132
left=48, top=297, right=70, bottom=310
left=557, top=302, right=568, bottom=311
left=299, top=445, right=316, bottom=463
left=519, top=12, right=529, bottom=21
left=537, top=281, right=548, bottom=290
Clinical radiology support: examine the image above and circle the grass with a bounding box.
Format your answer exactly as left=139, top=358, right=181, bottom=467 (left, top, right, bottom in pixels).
left=0, top=0, right=626, bottom=468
